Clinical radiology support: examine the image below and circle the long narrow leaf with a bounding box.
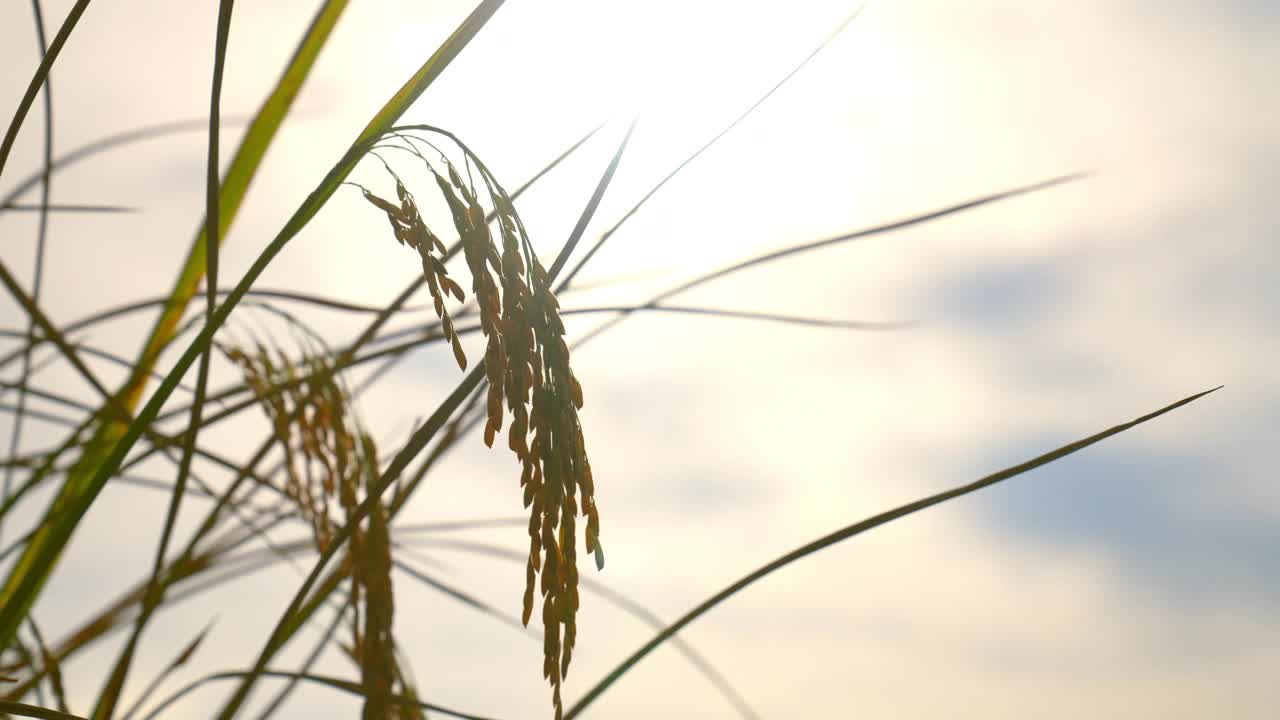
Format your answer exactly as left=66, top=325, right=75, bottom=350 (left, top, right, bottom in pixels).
left=574, top=173, right=1088, bottom=347
left=564, top=386, right=1221, bottom=717
left=0, top=0, right=91, bottom=182
left=0, top=700, right=87, bottom=720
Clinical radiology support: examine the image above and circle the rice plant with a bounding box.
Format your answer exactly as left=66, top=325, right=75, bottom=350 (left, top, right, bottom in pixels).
left=0, top=2, right=1217, bottom=719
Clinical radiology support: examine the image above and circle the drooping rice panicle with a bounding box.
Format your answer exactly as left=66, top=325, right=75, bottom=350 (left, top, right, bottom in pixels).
left=351, top=129, right=603, bottom=718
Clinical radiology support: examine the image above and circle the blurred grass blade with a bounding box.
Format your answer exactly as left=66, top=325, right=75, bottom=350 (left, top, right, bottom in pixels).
left=0, top=701, right=87, bottom=720
left=145, top=670, right=498, bottom=720
left=393, top=558, right=529, bottom=634
left=0, top=117, right=249, bottom=208
left=0, top=287, right=417, bottom=375
left=250, top=600, right=349, bottom=720
left=0, top=0, right=90, bottom=182
left=657, top=174, right=1089, bottom=302
left=416, top=538, right=761, bottom=720
left=562, top=304, right=910, bottom=330
left=0, top=258, right=118, bottom=407
left=564, top=386, right=1222, bottom=718
left=25, top=619, right=67, bottom=716
left=574, top=173, right=1088, bottom=347
left=0, top=203, right=135, bottom=213
left=118, top=619, right=214, bottom=720
left=0, top=0, right=350, bottom=653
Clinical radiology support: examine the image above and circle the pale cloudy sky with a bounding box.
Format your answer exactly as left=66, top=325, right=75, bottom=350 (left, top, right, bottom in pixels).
left=1, top=1, right=1277, bottom=718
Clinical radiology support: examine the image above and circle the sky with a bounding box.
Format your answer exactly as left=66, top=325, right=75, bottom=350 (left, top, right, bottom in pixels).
left=1, top=0, right=1278, bottom=718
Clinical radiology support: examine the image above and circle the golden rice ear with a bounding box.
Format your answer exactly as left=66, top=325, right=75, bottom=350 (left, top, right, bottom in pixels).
left=447, top=162, right=475, bottom=204
left=508, top=416, right=527, bottom=456
left=440, top=275, right=465, bottom=302
left=450, top=337, right=467, bottom=370
left=357, top=135, right=602, bottom=720
left=403, top=221, right=424, bottom=250
left=362, top=188, right=404, bottom=221
left=569, top=373, right=584, bottom=409
left=591, top=539, right=605, bottom=571
left=522, top=563, right=536, bottom=626
left=385, top=214, right=406, bottom=245
left=465, top=204, right=486, bottom=234
left=486, top=387, right=504, bottom=429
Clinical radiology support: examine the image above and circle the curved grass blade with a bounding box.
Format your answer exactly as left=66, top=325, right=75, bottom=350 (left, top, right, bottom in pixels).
left=0, top=404, right=75, bottom=429
left=0, top=203, right=133, bottom=213
left=248, top=599, right=349, bottom=720
left=140, top=294, right=897, bottom=460
left=0, top=117, right=249, bottom=208
left=0, top=0, right=90, bottom=183
left=0, top=700, right=86, bottom=720
left=415, top=538, right=760, bottom=720
left=143, top=670, right=499, bottom=720
left=574, top=173, right=1089, bottom=347
left=24, top=618, right=67, bottom=716
left=563, top=386, right=1222, bottom=717
left=0, top=289, right=405, bottom=377
left=0, top=258, right=121, bottom=412
left=359, top=304, right=907, bottom=368
left=117, top=619, right=214, bottom=720
left=392, top=558, right=531, bottom=635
